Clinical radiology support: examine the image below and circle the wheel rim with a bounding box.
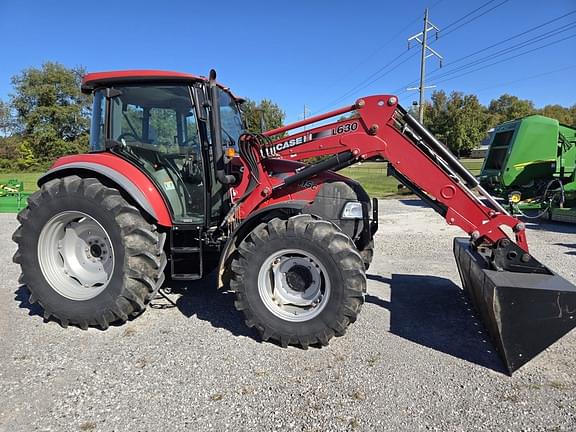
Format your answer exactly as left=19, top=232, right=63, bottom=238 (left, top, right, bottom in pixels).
left=37, top=211, right=115, bottom=301
left=257, top=248, right=331, bottom=322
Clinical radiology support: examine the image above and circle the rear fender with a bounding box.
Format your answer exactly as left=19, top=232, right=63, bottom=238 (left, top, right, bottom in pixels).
left=39, top=154, right=172, bottom=227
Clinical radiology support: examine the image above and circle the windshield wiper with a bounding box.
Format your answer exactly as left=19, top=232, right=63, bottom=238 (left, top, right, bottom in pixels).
left=221, top=127, right=236, bottom=147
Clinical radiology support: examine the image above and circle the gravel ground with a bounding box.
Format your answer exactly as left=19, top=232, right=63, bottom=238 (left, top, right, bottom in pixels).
left=1, top=199, right=575, bottom=432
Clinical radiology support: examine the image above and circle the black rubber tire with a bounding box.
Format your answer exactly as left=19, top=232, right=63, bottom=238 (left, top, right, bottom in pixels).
left=230, top=214, right=366, bottom=348
left=12, top=176, right=167, bottom=329
left=359, top=240, right=374, bottom=270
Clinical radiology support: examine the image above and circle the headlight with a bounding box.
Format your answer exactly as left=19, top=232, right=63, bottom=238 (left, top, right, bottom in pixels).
left=341, top=201, right=363, bottom=219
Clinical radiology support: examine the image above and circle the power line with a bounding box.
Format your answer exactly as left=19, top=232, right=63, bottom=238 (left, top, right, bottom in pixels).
left=439, top=0, right=510, bottom=39
left=310, top=50, right=412, bottom=114
left=322, top=0, right=446, bottom=84
left=424, top=22, right=576, bottom=83
left=312, top=0, right=511, bottom=114
left=432, top=33, right=576, bottom=86
left=473, top=64, right=576, bottom=93
left=441, top=0, right=499, bottom=31
left=397, top=10, right=576, bottom=92
left=441, top=10, right=576, bottom=67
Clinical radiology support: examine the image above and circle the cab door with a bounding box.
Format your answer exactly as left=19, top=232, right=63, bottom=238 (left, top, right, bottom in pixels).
left=107, top=84, right=207, bottom=279
left=107, top=84, right=206, bottom=225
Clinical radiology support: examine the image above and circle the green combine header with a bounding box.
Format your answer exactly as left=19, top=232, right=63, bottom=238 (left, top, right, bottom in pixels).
left=479, top=115, right=576, bottom=222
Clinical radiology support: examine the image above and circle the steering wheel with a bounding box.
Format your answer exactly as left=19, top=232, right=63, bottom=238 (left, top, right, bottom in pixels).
left=180, top=137, right=200, bottom=154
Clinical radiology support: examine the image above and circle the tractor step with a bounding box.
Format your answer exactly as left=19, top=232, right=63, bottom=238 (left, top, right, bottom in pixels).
left=171, top=246, right=201, bottom=253
left=170, top=226, right=203, bottom=280
left=171, top=273, right=203, bottom=281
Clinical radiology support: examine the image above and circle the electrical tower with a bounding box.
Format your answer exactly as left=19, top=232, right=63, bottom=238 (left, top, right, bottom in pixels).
left=407, top=8, right=443, bottom=123
left=302, top=104, right=311, bottom=131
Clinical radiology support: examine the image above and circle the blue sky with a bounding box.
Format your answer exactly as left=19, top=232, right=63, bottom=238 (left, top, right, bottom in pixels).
left=1, top=0, right=575, bottom=124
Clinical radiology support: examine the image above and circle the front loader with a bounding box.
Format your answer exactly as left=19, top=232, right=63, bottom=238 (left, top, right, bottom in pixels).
left=12, top=69, right=576, bottom=374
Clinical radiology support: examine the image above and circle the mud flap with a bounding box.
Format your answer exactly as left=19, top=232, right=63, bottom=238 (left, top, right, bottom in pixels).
left=453, top=237, right=576, bottom=374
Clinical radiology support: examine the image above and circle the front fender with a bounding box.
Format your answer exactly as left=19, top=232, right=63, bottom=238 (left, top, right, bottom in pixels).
left=216, top=202, right=307, bottom=288
left=39, top=153, right=173, bottom=227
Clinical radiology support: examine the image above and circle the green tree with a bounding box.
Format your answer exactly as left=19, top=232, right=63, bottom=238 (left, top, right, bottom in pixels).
left=487, top=94, right=535, bottom=124
left=539, top=104, right=575, bottom=126
left=0, top=100, right=14, bottom=136
left=424, top=90, right=450, bottom=143
left=570, top=104, right=576, bottom=127
left=424, top=90, right=487, bottom=155
left=10, top=62, right=91, bottom=166
left=241, top=98, right=285, bottom=134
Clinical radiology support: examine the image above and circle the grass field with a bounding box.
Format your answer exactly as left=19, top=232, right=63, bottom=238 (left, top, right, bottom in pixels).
left=341, top=158, right=483, bottom=198
left=0, top=158, right=484, bottom=200
left=0, top=172, right=43, bottom=193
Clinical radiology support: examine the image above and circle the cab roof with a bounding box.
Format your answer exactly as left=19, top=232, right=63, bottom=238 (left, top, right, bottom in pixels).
left=81, top=69, right=242, bottom=100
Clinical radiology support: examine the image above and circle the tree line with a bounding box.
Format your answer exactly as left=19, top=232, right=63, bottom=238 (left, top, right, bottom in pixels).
left=0, top=62, right=574, bottom=171
left=419, top=90, right=576, bottom=156
left=0, top=62, right=285, bottom=172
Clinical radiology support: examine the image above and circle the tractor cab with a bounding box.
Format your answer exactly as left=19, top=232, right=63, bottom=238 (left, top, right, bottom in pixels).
left=83, top=70, right=243, bottom=225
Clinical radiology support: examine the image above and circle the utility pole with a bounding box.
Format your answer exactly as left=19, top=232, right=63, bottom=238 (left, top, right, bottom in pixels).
left=302, top=104, right=310, bottom=131
left=407, top=8, right=443, bottom=124
left=259, top=109, right=266, bottom=133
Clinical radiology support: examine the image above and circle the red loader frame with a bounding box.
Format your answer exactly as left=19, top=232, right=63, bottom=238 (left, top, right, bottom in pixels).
left=231, top=95, right=528, bottom=251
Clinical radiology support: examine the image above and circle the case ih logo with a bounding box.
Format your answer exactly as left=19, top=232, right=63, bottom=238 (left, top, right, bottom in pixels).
left=261, top=133, right=313, bottom=158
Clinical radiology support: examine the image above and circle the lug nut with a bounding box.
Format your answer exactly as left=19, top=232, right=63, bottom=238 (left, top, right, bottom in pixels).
left=521, top=253, right=531, bottom=263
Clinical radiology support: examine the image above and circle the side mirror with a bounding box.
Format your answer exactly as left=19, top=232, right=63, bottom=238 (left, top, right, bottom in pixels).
left=194, top=85, right=208, bottom=122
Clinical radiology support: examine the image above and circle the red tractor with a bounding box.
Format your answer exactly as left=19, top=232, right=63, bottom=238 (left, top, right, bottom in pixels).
left=13, top=69, right=576, bottom=373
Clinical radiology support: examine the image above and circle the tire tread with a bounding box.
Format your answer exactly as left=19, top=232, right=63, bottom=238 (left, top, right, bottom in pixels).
left=231, top=215, right=366, bottom=349
left=12, top=176, right=167, bottom=330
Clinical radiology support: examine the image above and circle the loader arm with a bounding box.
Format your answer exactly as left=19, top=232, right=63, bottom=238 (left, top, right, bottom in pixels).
left=234, top=95, right=528, bottom=252
left=231, top=95, right=576, bottom=374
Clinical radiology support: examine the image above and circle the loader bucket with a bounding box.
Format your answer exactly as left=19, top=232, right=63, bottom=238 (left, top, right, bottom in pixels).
left=453, top=237, right=576, bottom=374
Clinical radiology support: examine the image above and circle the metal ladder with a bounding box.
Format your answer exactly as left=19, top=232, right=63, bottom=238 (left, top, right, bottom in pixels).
left=169, top=225, right=203, bottom=280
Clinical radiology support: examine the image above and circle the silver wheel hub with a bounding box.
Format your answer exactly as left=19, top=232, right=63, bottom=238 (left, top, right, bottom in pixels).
left=258, top=249, right=330, bottom=322
left=38, top=211, right=114, bottom=301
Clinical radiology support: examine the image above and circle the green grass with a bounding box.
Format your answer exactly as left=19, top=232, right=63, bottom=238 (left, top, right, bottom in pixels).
left=340, top=159, right=483, bottom=198
left=0, top=172, right=42, bottom=193
left=0, top=158, right=484, bottom=199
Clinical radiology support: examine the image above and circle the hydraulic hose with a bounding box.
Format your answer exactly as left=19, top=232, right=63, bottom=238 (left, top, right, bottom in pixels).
left=512, top=179, right=565, bottom=219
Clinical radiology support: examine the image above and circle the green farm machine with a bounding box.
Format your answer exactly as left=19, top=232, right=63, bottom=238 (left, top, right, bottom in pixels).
left=0, top=179, right=26, bottom=213
left=479, top=115, right=576, bottom=223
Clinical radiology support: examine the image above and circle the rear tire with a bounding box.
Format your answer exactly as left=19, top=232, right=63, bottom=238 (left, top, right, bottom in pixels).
left=231, top=215, right=366, bottom=348
left=12, top=176, right=167, bottom=329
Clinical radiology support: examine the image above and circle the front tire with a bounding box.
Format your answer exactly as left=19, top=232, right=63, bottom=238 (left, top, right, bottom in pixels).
left=359, top=240, right=374, bottom=270
left=12, top=176, right=167, bottom=329
left=231, top=215, right=366, bottom=348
